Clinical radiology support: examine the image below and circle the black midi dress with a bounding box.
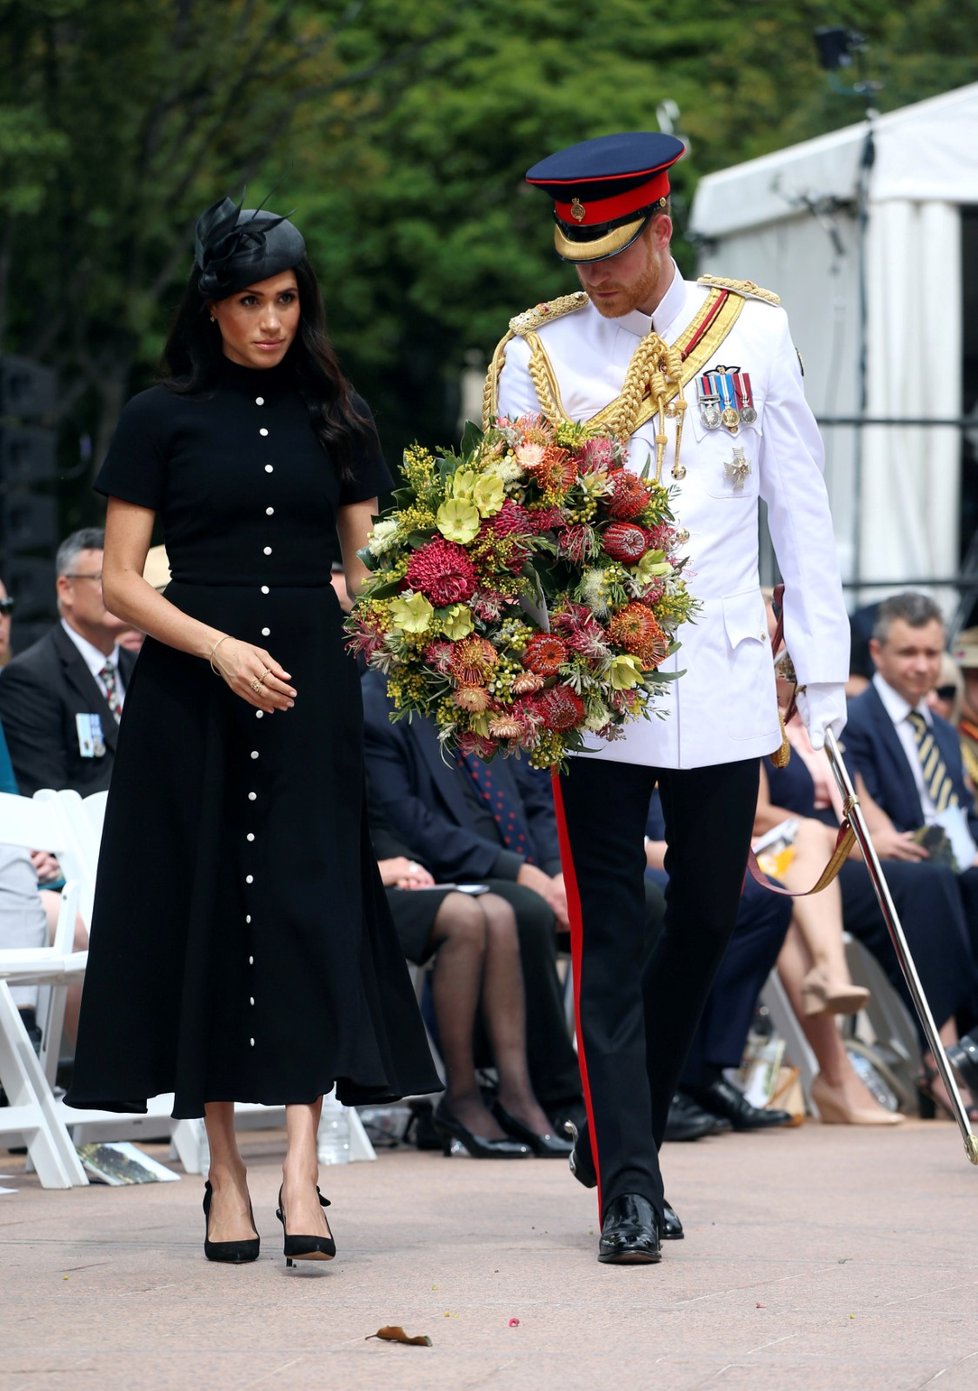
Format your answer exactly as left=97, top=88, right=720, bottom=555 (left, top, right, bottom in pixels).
left=65, top=357, right=441, bottom=1118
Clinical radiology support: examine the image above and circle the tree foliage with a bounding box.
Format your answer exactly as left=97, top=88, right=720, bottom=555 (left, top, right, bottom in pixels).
left=0, top=0, right=973, bottom=521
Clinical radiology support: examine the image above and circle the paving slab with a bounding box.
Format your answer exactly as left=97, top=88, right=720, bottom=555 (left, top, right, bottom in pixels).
left=1, top=1116, right=977, bottom=1391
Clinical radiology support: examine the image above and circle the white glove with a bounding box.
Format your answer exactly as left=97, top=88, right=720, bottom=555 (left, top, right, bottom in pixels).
left=796, top=682, right=847, bottom=751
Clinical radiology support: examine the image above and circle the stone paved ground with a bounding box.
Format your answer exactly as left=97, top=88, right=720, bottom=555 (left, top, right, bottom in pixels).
left=2, top=1116, right=977, bottom=1391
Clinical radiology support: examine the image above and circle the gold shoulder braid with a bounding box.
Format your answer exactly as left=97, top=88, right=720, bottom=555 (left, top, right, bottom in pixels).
left=482, top=293, right=588, bottom=431
left=483, top=284, right=747, bottom=483
left=696, top=274, right=781, bottom=306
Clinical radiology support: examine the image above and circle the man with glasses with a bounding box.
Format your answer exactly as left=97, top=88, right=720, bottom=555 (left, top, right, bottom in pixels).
left=0, top=528, right=134, bottom=795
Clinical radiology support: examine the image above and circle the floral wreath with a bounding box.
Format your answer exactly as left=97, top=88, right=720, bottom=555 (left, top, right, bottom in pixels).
left=347, top=416, right=699, bottom=769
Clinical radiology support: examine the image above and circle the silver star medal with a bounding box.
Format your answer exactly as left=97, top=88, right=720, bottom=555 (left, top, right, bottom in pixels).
left=724, top=446, right=751, bottom=490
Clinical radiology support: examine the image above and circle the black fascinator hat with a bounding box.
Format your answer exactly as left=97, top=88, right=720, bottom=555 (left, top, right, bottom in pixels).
left=194, top=196, right=306, bottom=299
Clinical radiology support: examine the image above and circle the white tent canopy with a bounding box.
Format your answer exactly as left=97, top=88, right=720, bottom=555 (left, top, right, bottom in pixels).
left=689, top=83, right=978, bottom=609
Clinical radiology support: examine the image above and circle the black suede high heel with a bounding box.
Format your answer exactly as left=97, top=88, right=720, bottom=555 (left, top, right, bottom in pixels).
left=202, top=1181, right=260, bottom=1264
left=276, top=1184, right=336, bottom=1266
left=491, top=1100, right=574, bottom=1157
left=431, top=1101, right=530, bottom=1158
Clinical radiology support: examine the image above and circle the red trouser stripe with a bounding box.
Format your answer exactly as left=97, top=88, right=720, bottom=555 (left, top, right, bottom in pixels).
left=550, top=769, right=601, bottom=1216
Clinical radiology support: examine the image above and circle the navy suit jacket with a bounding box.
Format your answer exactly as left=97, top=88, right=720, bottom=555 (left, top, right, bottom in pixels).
left=843, top=681, right=978, bottom=838
left=0, top=624, right=136, bottom=796
left=361, top=669, right=561, bottom=883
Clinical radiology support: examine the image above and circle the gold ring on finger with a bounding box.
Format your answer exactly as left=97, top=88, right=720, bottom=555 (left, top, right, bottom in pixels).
left=259, top=667, right=270, bottom=687
left=250, top=677, right=264, bottom=695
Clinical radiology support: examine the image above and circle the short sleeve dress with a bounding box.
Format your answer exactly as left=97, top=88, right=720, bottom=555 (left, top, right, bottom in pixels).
left=65, top=357, right=442, bottom=1117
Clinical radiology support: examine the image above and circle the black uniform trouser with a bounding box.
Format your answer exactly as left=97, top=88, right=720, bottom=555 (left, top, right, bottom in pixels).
left=556, top=755, right=760, bottom=1220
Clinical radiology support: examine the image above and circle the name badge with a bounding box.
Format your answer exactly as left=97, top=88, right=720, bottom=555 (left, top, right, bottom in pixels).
left=76, top=713, right=107, bottom=758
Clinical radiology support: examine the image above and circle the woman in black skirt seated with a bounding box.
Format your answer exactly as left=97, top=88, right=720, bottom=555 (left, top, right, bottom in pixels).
left=371, top=806, right=571, bottom=1158
left=66, top=197, right=441, bottom=1264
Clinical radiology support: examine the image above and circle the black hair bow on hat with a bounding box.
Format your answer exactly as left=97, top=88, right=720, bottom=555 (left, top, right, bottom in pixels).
left=194, top=196, right=305, bottom=299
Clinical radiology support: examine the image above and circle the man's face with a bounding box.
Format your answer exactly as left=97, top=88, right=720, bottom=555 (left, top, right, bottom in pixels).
left=870, top=617, right=945, bottom=708
left=0, top=577, right=11, bottom=664
left=57, top=549, right=127, bottom=646
left=574, top=215, right=672, bottom=319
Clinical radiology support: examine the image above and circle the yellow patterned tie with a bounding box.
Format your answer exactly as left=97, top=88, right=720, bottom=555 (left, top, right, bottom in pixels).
left=907, top=711, right=958, bottom=812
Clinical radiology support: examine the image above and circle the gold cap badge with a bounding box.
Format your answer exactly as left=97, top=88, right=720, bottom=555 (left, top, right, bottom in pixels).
left=570, top=198, right=586, bottom=222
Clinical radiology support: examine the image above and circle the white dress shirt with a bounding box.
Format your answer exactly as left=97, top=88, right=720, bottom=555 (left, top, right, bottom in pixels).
left=871, top=671, right=935, bottom=820
left=60, top=620, right=126, bottom=708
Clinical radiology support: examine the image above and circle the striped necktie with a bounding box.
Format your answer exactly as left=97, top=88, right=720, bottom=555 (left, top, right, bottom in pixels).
left=907, top=711, right=957, bottom=812
left=99, top=662, right=124, bottom=723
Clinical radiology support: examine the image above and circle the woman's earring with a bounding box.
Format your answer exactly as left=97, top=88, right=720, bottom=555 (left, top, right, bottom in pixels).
left=209, top=313, right=217, bottom=324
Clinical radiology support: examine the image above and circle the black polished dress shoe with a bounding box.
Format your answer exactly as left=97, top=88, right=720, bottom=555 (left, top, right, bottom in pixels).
left=598, top=1194, right=661, bottom=1265
left=664, top=1092, right=720, bottom=1142
left=565, top=1121, right=683, bottom=1239
left=947, top=1032, right=978, bottom=1095
left=492, top=1101, right=574, bottom=1157
left=681, top=1079, right=791, bottom=1132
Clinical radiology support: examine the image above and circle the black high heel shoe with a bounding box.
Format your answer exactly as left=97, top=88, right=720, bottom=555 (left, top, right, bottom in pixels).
left=276, top=1184, right=336, bottom=1266
left=202, top=1181, right=260, bottom=1264
left=431, top=1101, right=530, bottom=1158
left=491, top=1100, right=574, bottom=1157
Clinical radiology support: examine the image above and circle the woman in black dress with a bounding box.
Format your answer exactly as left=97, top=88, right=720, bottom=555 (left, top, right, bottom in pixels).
left=66, top=199, right=441, bottom=1264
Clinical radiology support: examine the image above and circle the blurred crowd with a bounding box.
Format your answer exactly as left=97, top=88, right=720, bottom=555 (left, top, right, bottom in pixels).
left=4, top=531, right=978, bottom=1156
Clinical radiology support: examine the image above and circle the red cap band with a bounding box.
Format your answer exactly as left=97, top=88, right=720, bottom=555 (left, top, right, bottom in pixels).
left=547, top=170, right=671, bottom=228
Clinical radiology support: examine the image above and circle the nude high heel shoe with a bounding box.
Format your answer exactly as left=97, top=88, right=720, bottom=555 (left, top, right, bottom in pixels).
left=811, top=1073, right=902, bottom=1125
left=801, top=966, right=870, bottom=1017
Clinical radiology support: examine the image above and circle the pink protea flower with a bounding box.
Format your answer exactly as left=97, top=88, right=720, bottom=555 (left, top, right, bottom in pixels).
left=551, top=604, right=612, bottom=659
left=533, top=684, right=585, bottom=732
left=638, top=579, right=666, bottom=607
left=578, top=436, right=619, bottom=473
left=471, top=589, right=507, bottom=623
left=456, top=731, right=498, bottom=760
left=644, top=523, right=676, bottom=552
left=423, top=640, right=455, bottom=674
left=487, top=714, right=525, bottom=740
left=601, top=521, right=648, bottom=564
left=511, top=671, right=546, bottom=695
left=406, top=538, right=477, bottom=606
left=453, top=685, right=492, bottom=713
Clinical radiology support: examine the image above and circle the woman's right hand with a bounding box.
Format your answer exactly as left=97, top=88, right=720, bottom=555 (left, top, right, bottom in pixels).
left=210, top=636, right=296, bottom=712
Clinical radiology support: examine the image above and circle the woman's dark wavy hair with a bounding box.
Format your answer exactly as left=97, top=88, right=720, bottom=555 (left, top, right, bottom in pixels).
left=160, top=256, right=374, bottom=479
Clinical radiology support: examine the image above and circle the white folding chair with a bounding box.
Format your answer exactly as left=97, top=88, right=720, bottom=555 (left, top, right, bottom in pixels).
left=43, top=788, right=375, bottom=1167
left=0, top=790, right=89, bottom=1186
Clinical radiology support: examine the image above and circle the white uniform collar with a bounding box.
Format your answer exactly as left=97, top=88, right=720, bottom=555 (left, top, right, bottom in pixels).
left=609, top=259, right=686, bottom=341
left=872, top=671, right=931, bottom=728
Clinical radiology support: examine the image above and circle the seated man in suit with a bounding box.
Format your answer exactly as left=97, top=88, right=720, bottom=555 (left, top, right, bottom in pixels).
left=363, top=666, right=616, bottom=1134
left=0, top=528, right=134, bottom=796
left=844, top=591, right=978, bottom=964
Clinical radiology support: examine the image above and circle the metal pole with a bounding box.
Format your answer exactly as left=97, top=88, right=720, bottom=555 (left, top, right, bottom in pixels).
left=824, top=730, right=978, bottom=1163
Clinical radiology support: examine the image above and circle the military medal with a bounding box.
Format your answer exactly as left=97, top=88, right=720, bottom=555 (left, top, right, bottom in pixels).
left=714, top=369, right=740, bottom=432
left=724, top=446, right=751, bottom=489
left=734, top=371, right=757, bottom=426
left=696, top=373, right=722, bottom=430
left=672, top=461, right=686, bottom=480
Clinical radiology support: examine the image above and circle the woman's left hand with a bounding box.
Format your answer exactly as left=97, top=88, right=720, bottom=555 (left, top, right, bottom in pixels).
left=378, top=856, right=434, bottom=889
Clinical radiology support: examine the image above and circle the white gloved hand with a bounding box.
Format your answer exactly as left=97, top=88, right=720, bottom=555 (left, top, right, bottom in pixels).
left=796, top=682, right=847, bottom=751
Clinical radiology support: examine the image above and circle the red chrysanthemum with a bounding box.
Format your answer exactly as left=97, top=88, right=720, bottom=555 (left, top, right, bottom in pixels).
left=406, top=537, right=477, bottom=606
left=448, top=635, right=498, bottom=687
left=533, top=684, right=585, bottom=732
left=523, top=633, right=569, bottom=677
left=606, top=603, right=669, bottom=669
left=601, top=521, right=649, bottom=564
left=606, top=470, right=652, bottom=520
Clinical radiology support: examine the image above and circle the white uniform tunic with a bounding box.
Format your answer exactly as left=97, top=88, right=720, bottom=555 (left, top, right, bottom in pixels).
left=496, top=265, right=850, bottom=771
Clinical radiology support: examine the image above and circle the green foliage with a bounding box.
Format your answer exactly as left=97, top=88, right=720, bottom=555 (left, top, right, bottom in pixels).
left=0, top=0, right=973, bottom=522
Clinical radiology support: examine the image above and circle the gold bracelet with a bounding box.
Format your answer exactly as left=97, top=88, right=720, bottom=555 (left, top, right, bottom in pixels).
left=208, top=634, right=231, bottom=675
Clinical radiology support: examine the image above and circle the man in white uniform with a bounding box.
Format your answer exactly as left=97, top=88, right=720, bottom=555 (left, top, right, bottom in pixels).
left=487, top=132, right=850, bottom=1264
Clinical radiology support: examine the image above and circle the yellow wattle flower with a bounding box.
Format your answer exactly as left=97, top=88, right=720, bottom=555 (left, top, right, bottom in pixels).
left=436, top=498, right=481, bottom=544
left=390, top=591, right=434, bottom=634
